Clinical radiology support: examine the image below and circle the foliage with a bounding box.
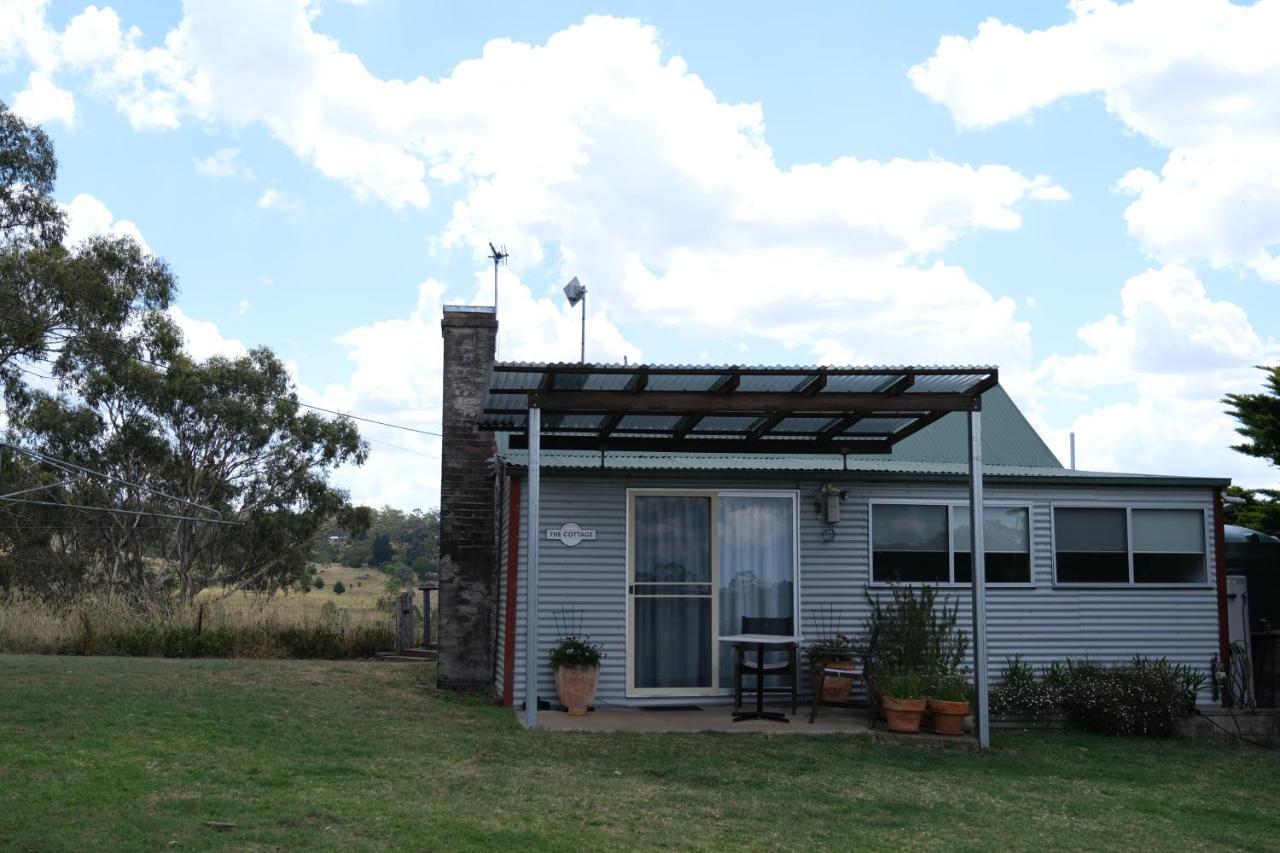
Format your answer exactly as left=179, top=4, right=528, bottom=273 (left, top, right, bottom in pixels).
left=549, top=635, right=604, bottom=669
left=990, top=654, right=1058, bottom=718
left=1223, top=486, right=1280, bottom=536
left=879, top=670, right=929, bottom=700
left=803, top=633, right=859, bottom=673
left=0, top=592, right=394, bottom=659
left=863, top=584, right=968, bottom=679
left=0, top=103, right=368, bottom=605
left=313, top=506, right=438, bottom=574
left=370, top=532, right=393, bottom=566
left=549, top=605, right=604, bottom=669
left=991, top=654, right=1203, bottom=736
left=332, top=580, right=345, bottom=595
left=313, top=576, right=325, bottom=590
left=1057, top=659, right=1189, bottom=737
left=929, top=672, right=973, bottom=704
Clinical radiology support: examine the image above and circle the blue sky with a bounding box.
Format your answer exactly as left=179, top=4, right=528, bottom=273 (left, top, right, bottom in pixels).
left=3, top=0, right=1278, bottom=508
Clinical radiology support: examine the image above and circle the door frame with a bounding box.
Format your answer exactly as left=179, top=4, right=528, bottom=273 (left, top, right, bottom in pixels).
left=625, top=487, right=801, bottom=698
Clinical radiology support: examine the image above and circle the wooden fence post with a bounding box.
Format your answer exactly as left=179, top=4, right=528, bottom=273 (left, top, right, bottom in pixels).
left=396, top=592, right=414, bottom=652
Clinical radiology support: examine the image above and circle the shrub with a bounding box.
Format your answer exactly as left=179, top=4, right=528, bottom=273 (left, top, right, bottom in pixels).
left=1057, top=659, right=1188, bottom=737
left=864, top=584, right=968, bottom=678
left=929, top=672, right=973, bottom=703
left=332, top=581, right=346, bottom=595
left=313, top=576, right=325, bottom=590
left=549, top=635, right=604, bottom=669
left=880, top=670, right=929, bottom=699
left=990, top=654, right=1056, bottom=718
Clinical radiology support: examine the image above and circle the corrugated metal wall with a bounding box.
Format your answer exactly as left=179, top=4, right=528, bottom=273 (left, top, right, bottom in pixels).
left=502, top=470, right=1219, bottom=707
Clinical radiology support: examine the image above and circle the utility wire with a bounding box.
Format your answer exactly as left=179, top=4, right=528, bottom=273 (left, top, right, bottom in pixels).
left=0, top=496, right=244, bottom=525
left=1, top=441, right=225, bottom=519
left=0, top=312, right=444, bottom=438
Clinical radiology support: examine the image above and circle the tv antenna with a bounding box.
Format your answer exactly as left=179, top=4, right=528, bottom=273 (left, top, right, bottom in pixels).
left=487, top=242, right=509, bottom=316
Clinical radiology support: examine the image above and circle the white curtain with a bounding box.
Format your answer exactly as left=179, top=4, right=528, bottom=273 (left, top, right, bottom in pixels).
left=717, top=496, right=795, bottom=688
left=633, top=496, right=711, bottom=689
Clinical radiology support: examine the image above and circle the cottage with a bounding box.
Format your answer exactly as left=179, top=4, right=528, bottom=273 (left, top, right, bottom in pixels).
left=437, top=306, right=1229, bottom=742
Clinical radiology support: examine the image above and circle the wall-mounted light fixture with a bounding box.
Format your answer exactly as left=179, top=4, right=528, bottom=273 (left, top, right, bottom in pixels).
left=815, top=483, right=846, bottom=524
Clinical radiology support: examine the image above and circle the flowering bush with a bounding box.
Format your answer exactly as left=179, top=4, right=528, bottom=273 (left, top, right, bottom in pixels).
left=991, top=654, right=1201, bottom=736
left=549, top=635, right=604, bottom=669
left=990, top=654, right=1057, bottom=718
left=1058, top=660, right=1187, bottom=737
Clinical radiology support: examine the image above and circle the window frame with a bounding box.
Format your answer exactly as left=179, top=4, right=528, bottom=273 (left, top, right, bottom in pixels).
left=867, top=499, right=1034, bottom=587
left=624, top=488, right=801, bottom=698
left=1050, top=503, right=1212, bottom=589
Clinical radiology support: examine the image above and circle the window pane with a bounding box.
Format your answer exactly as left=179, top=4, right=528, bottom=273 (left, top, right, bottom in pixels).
left=873, top=505, right=947, bottom=551
left=872, top=551, right=949, bottom=583
left=634, top=496, right=711, bottom=583
left=1132, top=509, right=1204, bottom=553
left=633, top=597, right=711, bottom=688
left=953, top=507, right=1030, bottom=553
left=718, top=496, right=795, bottom=688
left=1134, top=554, right=1206, bottom=584
left=955, top=552, right=1030, bottom=583
left=1054, top=508, right=1127, bottom=552
left=1056, top=552, right=1129, bottom=583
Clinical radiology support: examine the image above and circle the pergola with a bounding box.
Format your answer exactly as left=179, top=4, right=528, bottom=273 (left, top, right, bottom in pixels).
left=478, top=362, right=1000, bottom=747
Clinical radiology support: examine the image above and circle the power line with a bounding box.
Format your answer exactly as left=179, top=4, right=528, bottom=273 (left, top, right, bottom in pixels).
left=0, top=312, right=444, bottom=438
left=0, top=496, right=244, bottom=525
left=1, top=441, right=225, bottom=520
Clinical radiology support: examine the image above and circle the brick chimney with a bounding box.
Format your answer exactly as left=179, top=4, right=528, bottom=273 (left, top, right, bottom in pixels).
left=438, top=305, right=499, bottom=692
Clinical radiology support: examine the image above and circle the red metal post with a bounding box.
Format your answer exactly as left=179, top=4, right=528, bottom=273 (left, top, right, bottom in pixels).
left=1213, top=487, right=1232, bottom=707
left=501, top=476, right=521, bottom=707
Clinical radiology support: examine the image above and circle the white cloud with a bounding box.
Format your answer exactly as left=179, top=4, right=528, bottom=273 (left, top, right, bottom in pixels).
left=12, top=70, right=74, bottom=126
left=256, top=187, right=301, bottom=213
left=1030, top=265, right=1280, bottom=485
left=194, top=146, right=253, bottom=179
left=168, top=306, right=248, bottom=360
left=910, top=0, right=1280, bottom=281
left=61, top=193, right=150, bottom=252
left=237, top=299, right=249, bottom=315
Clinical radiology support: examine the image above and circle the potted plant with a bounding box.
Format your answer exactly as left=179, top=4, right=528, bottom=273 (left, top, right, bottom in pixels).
left=550, top=635, right=604, bottom=715
left=803, top=633, right=860, bottom=703
left=880, top=671, right=929, bottom=733
left=927, top=672, right=972, bottom=735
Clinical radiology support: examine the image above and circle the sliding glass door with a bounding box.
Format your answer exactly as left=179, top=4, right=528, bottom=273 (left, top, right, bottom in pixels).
left=627, top=490, right=797, bottom=697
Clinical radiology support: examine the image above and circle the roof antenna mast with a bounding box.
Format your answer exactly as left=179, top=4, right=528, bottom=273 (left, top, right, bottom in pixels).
left=487, top=241, right=509, bottom=356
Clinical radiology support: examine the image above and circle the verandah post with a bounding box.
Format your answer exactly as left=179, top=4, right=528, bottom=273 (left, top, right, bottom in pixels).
left=968, top=408, right=990, bottom=749
left=524, top=404, right=541, bottom=729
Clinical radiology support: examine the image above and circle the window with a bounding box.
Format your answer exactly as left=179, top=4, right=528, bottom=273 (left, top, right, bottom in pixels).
left=953, top=506, right=1031, bottom=583
left=1133, top=509, right=1206, bottom=583
left=871, top=503, right=1031, bottom=584
left=1054, top=507, right=1128, bottom=583
left=1053, top=506, right=1207, bottom=585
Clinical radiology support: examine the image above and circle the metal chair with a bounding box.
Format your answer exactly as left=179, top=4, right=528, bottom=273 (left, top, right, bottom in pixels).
left=733, top=615, right=798, bottom=715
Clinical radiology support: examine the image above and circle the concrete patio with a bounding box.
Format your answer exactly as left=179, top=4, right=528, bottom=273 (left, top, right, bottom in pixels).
left=531, top=703, right=979, bottom=748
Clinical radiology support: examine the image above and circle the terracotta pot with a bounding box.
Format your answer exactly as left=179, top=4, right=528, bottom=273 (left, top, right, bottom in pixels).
left=882, top=696, right=927, bottom=733
left=927, top=698, right=970, bottom=736
left=554, top=664, right=599, bottom=716
left=816, top=658, right=857, bottom=703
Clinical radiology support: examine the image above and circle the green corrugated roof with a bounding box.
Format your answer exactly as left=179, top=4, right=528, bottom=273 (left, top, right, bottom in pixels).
left=494, top=386, right=1229, bottom=487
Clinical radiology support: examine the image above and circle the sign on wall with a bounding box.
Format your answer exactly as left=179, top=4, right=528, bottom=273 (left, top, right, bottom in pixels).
left=546, top=522, right=597, bottom=547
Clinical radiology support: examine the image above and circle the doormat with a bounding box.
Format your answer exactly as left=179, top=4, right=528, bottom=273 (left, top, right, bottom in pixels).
left=640, top=705, right=702, bottom=712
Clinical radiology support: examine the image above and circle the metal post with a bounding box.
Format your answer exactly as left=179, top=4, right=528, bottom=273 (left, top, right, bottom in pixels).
left=580, top=291, right=586, bottom=364
left=1069, top=432, right=1076, bottom=470
left=524, top=405, right=541, bottom=729
left=968, top=409, right=990, bottom=749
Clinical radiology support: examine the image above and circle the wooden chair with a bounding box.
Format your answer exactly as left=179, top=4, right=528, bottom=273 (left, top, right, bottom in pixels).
left=733, top=616, right=798, bottom=715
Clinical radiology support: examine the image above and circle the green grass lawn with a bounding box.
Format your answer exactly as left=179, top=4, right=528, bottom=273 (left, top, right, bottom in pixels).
left=1, top=656, right=1277, bottom=851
